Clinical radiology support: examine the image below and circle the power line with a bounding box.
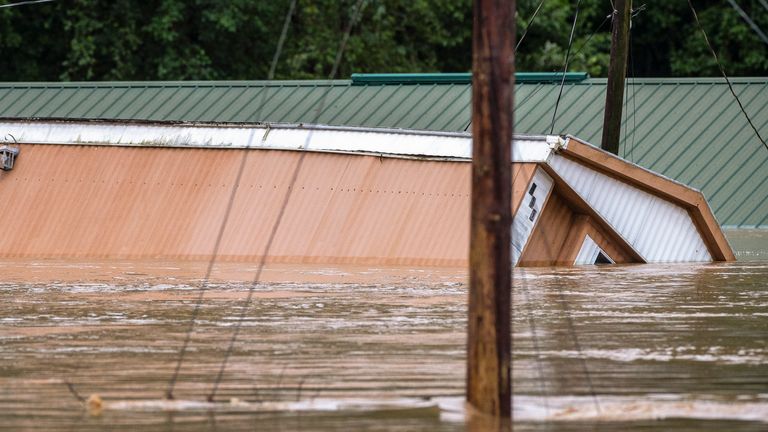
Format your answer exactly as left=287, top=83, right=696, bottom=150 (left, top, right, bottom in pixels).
left=570, top=12, right=611, bottom=60
left=555, top=280, right=601, bottom=414
left=0, top=0, right=54, bottom=8
left=467, top=1, right=611, bottom=133
left=516, top=0, right=546, bottom=54
left=688, top=0, right=768, bottom=154
left=726, top=0, right=768, bottom=45
left=760, top=0, right=768, bottom=13
left=205, top=0, right=368, bottom=403
left=517, top=269, right=551, bottom=417
left=628, top=18, right=637, bottom=162
left=165, top=0, right=299, bottom=401
left=549, top=0, right=582, bottom=134
left=267, top=0, right=298, bottom=80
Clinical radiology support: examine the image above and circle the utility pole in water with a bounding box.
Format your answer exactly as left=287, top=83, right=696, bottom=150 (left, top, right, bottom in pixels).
left=468, top=0, right=514, bottom=419
left=601, top=0, right=632, bottom=155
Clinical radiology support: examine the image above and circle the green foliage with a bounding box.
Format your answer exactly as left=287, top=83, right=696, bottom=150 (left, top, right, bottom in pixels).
left=0, top=0, right=766, bottom=81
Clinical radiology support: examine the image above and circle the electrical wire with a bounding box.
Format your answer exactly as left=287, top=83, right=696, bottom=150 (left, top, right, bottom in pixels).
left=268, top=0, right=298, bottom=80
left=206, top=0, right=368, bottom=403
left=165, top=0, right=298, bottom=401
left=688, top=0, right=768, bottom=153
left=517, top=268, right=550, bottom=417
left=516, top=0, right=546, bottom=54
left=467, top=1, right=610, bottom=133
left=726, top=0, right=768, bottom=45
left=569, top=13, right=611, bottom=60
left=518, top=211, right=600, bottom=416
left=628, top=18, right=637, bottom=162
left=554, top=279, right=601, bottom=414
left=549, top=0, right=582, bottom=134
left=0, top=0, right=54, bottom=8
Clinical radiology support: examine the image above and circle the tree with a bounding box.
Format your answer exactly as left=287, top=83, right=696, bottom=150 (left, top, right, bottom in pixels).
left=0, top=0, right=766, bottom=81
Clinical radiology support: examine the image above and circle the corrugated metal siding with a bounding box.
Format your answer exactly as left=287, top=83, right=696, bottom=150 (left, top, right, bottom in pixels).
left=0, top=143, right=478, bottom=264
left=0, top=144, right=527, bottom=265
left=550, top=154, right=712, bottom=263
left=0, top=78, right=766, bottom=227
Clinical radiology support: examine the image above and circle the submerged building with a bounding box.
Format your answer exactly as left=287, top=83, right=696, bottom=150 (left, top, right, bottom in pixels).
left=0, top=72, right=760, bottom=265
left=0, top=73, right=765, bottom=227
left=0, top=118, right=734, bottom=266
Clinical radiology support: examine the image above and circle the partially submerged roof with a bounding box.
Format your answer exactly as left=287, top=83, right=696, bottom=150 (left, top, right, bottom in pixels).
left=0, top=119, right=735, bottom=265
left=0, top=74, right=766, bottom=227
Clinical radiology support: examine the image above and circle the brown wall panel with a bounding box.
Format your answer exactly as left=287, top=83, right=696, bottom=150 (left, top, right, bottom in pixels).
left=518, top=191, right=574, bottom=266
left=0, top=144, right=536, bottom=266
left=556, top=215, right=636, bottom=265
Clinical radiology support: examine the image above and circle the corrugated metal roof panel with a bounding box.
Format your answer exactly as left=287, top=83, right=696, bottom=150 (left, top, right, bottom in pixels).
left=0, top=77, right=766, bottom=227
left=549, top=154, right=713, bottom=263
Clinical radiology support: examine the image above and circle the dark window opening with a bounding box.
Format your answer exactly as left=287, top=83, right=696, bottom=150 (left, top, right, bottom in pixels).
left=595, top=251, right=612, bottom=265
left=528, top=183, right=537, bottom=195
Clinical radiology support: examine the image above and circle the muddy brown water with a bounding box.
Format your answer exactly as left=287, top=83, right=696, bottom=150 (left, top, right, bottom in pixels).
left=1, top=230, right=767, bottom=431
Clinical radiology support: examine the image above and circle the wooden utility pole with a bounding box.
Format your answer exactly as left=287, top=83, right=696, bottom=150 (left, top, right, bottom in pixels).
left=600, top=0, right=632, bottom=155
left=468, top=0, right=514, bottom=419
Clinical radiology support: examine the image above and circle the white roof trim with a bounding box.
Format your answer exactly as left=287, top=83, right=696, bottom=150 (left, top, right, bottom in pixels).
left=0, top=120, right=565, bottom=163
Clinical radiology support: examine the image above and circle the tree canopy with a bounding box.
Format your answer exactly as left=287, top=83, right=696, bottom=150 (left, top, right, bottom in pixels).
left=0, top=0, right=766, bottom=81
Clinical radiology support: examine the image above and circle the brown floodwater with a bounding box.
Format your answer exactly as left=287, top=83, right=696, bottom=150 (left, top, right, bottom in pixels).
left=1, top=230, right=767, bottom=431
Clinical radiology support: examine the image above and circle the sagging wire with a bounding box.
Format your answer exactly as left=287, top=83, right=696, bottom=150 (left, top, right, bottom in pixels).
left=469, top=1, right=611, bottom=133
left=0, top=0, right=54, bottom=9
left=510, top=5, right=611, bottom=132
left=519, top=211, right=601, bottom=416
left=726, top=0, right=768, bottom=46
left=517, top=268, right=551, bottom=418
left=549, top=0, right=582, bottom=134
left=206, top=0, right=369, bottom=403
left=165, top=0, right=299, bottom=401
left=621, top=3, right=644, bottom=159
left=516, top=0, right=546, bottom=54
left=570, top=12, right=611, bottom=60
left=554, top=278, right=601, bottom=414
left=628, top=8, right=638, bottom=162
left=687, top=0, right=768, bottom=153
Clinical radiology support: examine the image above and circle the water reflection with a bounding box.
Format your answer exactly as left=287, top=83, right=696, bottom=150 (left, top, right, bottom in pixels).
left=0, top=260, right=767, bottom=430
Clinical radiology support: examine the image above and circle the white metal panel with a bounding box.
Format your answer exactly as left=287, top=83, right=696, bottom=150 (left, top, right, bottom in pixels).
left=511, top=168, right=554, bottom=265
left=549, top=152, right=599, bottom=199
left=0, top=121, right=562, bottom=163
left=574, top=235, right=601, bottom=265
left=549, top=154, right=712, bottom=263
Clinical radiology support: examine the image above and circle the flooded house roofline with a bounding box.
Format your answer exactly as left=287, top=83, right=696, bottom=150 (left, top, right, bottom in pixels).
left=0, top=119, right=734, bottom=266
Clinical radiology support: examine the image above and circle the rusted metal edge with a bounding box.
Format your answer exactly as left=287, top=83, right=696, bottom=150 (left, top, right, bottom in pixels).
left=0, top=117, right=555, bottom=141
left=0, top=118, right=562, bottom=163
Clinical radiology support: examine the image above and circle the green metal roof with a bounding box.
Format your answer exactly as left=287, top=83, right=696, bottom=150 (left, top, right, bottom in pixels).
left=0, top=76, right=766, bottom=228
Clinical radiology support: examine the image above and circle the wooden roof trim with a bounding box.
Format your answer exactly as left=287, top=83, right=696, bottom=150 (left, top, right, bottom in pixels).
left=690, top=196, right=737, bottom=261
left=559, top=136, right=735, bottom=262
left=539, top=164, right=645, bottom=263
left=561, top=137, right=701, bottom=204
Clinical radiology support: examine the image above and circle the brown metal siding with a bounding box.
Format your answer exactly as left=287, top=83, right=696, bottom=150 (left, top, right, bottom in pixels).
left=518, top=191, right=574, bottom=266
left=556, top=215, right=636, bottom=265
left=0, top=144, right=535, bottom=266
